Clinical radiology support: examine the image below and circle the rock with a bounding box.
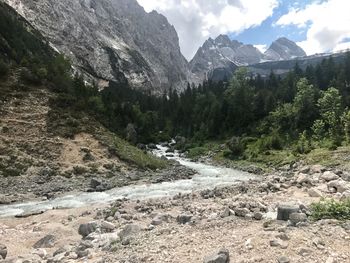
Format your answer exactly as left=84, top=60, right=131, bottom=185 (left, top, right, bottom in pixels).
left=253, top=212, right=263, bottom=220
left=33, top=234, right=56, bottom=249
left=277, top=204, right=300, bottom=221
left=289, top=213, right=307, bottom=226
left=78, top=222, right=98, bottom=238
left=90, top=178, right=102, bottom=189
left=270, top=240, right=280, bottom=247
left=118, top=224, right=141, bottom=242
left=312, top=237, right=325, bottom=249
left=32, top=248, right=47, bottom=259
left=310, top=165, right=326, bottom=174
left=298, top=247, right=312, bottom=256
left=221, top=207, right=232, bottom=218
left=0, top=195, right=11, bottom=205
left=177, top=213, right=192, bottom=224
left=147, top=143, right=158, bottom=149
left=101, top=221, right=115, bottom=232
left=296, top=173, right=311, bottom=185
left=277, top=256, right=290, bottom=263
left=276, top=233, right=290, bottom=241
left=0, top=244, right=7, bottom=259
left=151, top=214, right=169, bottom=226
left=308, top=188, right=323, bottom=197
left=341, top=172, right=350, bottom=182
left=203, top=248, right=229, bottom=263
left=234, top=208, right=250, bottom=217
left=327, top=180, right=350, bottom=193
left=321, top=171, right=339, bottom=182
left=15, top=210, right=44, bottom=218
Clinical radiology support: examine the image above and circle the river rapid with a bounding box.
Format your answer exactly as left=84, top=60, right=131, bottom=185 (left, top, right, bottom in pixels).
left=0, top=145, right=255, bottom=218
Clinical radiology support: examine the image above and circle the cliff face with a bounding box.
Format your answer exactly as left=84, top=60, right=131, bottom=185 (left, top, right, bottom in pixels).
left=5, top=0, right=190, bottom=92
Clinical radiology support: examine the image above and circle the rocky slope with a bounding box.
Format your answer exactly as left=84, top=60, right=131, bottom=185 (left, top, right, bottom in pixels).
left=5, top=0, right=190, bottom=93
left=190, top=35, right=306, bottom=83
left=0, top=163, right=349, bottom=262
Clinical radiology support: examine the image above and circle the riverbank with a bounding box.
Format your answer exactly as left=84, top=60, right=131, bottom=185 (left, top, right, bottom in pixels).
left=0, top=162, right=349, bottom=262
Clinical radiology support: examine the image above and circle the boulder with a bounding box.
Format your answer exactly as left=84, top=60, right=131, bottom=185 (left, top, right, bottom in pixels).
left=289, top=213, right=307, bottom=226
left=321, top=171, right=339, bottom=182
left=327, top=180, right=350, bottom=193
left=277, top=204, right=300, bottom=221
left=0, top=244, right=7, bottom=259
left=33, top=234, right=56, bottom=249
left=203, top=248, right=229, bottom=263
left=234, top=208, right=250, bottom=217
left=78, top=222, right=98, bottom=238
left=118, top=224, right=141, bottom=242
left=101, top=221, right=115, bottom=232
left=177, top=214, right=192, bottom=224
left=296, top=173, right=311, bottom=185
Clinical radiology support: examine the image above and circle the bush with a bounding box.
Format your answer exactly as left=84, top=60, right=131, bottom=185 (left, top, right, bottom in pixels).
left=227, top=136, right=245, bottom=156
left=295, top=131, right=312, bottom=154
left=0, top=59, right=9, bottom=77
left=311, top=198, right=350, bottom=221
left=20, top=68, right=41, bottom=85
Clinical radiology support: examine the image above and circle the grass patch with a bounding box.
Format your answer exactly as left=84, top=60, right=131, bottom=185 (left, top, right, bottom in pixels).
left=112, top=135, right=167, bottom=170
left=311, top=198, right=350, bottom=221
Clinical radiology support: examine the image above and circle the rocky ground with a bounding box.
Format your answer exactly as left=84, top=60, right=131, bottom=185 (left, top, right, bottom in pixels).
left=0, top=163, right=349, bottom=262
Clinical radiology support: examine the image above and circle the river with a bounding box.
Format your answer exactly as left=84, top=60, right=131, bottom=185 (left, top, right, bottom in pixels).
left=0, top=145, right=255, bottom=218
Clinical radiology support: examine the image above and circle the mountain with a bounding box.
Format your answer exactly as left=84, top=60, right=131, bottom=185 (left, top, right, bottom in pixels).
left=190, top=35, right=306, bottom=83
left=5, top=0, right=190, bottom=93
left=248, top=50, right=349, bottom=78
left=264, top=37, right=307, bottom=61
left=189, top=35, right=262, bottom=83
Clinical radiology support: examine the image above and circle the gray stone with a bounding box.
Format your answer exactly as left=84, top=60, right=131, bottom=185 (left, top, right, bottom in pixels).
left=118, top=224, right=141, bottom=242
left=277, top=256, right=290, bottom=263
left=270, top=240, right=280, bottom=247
left=234, top=208, right=250, bottom=217
left=0, top=244, right=7, bottom=259
left=33, top=234, right=56, bottom=249
left=321, top=171, right=339, bottom=182
left=203, top=248, right=229, bottom=263
left=253, top=212, right=263, bottom=220
left=177, top=214, right=193, bottom=224
left=277, top=204, right=300, bottom=221
left=101, top=221, right=115, bottom=232
left=308, top=188, right=323, bottom=198
left=327, top=180, right=350, bottom=193
left=78, top=222, right=98, bottom=238
left=289, top=213, right=307, bottom=226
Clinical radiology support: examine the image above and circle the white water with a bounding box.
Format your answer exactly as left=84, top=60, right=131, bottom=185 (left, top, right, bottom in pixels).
left=0, top=146, right=255, bottom=218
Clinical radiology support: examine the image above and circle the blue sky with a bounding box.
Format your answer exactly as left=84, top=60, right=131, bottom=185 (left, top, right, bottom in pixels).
left=137, top=0, right=350, bottom=59
left=231, top=1, right=312, bottom=50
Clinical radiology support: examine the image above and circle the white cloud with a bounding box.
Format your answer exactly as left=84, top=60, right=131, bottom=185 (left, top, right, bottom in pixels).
left=254, top=44, right=268, bottom=53
left=137, top=0, right=278, bottom=60
left=276, top=0, right=350, bottom=55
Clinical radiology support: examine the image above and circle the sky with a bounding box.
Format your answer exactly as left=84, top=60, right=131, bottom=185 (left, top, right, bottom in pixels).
left=136, top=0, right=350, bottom=61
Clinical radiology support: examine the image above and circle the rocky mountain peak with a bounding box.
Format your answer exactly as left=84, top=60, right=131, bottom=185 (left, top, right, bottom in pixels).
left=264, top=37, right=306, bottom=61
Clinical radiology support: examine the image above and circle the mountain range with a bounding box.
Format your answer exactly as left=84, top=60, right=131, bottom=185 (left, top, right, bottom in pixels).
left=3, top=0, right=321, bottom=91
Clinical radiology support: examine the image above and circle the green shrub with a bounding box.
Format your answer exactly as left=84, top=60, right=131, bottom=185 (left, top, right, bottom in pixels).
left=295, top=131, right=312, bottom=154
left=227, top=136, right=245, bottom=156
left=311, top=198, right=350, bottom=221
left=0, top=59, right=9, bottom=77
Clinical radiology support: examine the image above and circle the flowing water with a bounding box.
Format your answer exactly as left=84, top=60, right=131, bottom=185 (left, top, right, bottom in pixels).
left=0, top=145, right=255, bottom=218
